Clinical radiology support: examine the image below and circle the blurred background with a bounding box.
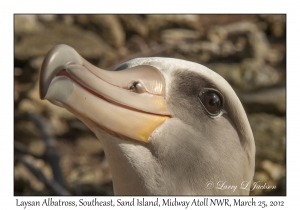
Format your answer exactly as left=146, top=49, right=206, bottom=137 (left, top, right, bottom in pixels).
left=14, top=14, right=286, bottom=196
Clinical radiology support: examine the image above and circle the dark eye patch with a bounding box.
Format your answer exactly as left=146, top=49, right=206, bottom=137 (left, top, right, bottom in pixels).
left=169, top=70, right=224, bottom=120
left=114, top=63, right=129, bottom=71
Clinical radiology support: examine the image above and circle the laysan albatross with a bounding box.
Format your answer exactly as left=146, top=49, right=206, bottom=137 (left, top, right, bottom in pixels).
left=39, top=44, right=255, bottom=195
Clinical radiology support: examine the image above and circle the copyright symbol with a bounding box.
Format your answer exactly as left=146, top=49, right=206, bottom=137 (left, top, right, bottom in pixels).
left=206, top=181, right=214, bottom=190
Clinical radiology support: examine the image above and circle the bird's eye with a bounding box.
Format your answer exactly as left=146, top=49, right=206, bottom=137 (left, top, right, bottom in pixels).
left=128, top=82, right=146, bottom=93
left=199, top=91, right=222, bottom=116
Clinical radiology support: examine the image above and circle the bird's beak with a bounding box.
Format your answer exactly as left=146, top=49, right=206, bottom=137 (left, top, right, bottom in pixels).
left=39, top=44, right=170, bottom=143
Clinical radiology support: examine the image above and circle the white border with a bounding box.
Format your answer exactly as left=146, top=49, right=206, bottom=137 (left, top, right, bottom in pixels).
left=3, top=0, right=298, bottom=209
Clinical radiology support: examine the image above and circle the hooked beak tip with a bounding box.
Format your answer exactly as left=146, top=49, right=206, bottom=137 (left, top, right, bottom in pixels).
left=39, top=44, right=82, bottom=100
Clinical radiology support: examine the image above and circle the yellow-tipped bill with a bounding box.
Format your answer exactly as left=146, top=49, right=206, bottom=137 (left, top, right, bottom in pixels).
left=39, top=44, right=170, bottom=142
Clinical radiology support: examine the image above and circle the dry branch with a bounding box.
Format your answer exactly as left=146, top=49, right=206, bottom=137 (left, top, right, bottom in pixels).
left=26, top=112, right=66, bottom=191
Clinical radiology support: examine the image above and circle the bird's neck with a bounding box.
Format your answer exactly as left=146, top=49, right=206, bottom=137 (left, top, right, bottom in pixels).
left=94, top=128, right=164, bottom=195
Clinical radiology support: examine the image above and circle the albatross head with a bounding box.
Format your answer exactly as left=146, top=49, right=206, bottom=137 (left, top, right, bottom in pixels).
left=40, top=44, right=255, bottom=195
